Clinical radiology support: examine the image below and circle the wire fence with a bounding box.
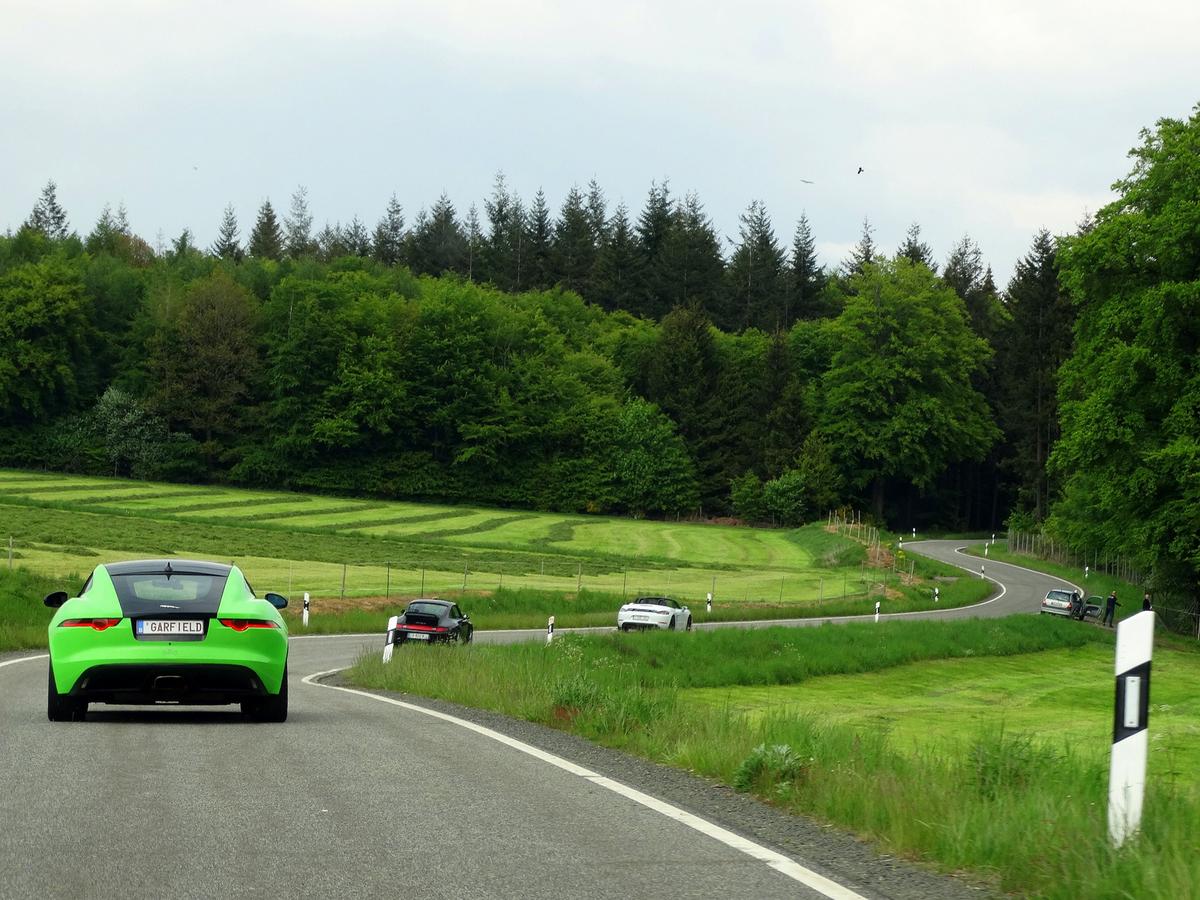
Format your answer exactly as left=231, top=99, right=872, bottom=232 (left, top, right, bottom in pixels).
left=4, top=533, right=883, bottom=609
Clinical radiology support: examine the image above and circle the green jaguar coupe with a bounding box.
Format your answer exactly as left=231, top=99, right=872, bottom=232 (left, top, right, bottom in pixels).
left=45, top=559, right=289, bottom=722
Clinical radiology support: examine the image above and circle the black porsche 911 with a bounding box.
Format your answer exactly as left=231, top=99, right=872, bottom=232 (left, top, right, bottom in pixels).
left=387, top=599, right=473, bottom=645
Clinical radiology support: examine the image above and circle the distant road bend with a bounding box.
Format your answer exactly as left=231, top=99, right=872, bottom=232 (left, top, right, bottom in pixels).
left=0, top=540, right=1061, bottom=900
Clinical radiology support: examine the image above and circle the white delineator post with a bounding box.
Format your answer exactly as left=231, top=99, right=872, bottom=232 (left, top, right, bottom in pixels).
left=933, top=586, right=940, bottom=603
left=382, top=615, right=399, bottom=663
left=302, top=592, right=311, bottom=628
left=546, top=615, right=555, bottom=644
left=1109, top=611, right=1154, bottom=847
left=874, top=601, right=880, bottom=623
left=706, top=592, right=712, bottom=614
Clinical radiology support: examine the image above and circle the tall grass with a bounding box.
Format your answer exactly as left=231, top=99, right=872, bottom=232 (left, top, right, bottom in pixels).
left=0, top=567, right=59, bottom=650
left=348, top=619, right=1194, bottom=897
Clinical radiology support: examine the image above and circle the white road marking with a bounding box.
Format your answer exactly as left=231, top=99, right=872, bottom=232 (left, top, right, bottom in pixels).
left=301, top=667, right=867, bottom=900
left=948, top=545, right=1083, bottom=596
left=0, top=653, right=47, bottom=670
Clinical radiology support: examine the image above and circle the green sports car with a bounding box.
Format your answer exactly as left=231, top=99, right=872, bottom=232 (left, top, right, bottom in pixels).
left=45, top=559, right=289, bottom=722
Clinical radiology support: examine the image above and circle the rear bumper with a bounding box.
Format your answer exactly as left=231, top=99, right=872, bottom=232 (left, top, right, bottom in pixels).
left=1040, top=606, right=1072, bottom=617
left=49, top=623, right=288, bottom=696
left=68, top=663, right=268, bottom=705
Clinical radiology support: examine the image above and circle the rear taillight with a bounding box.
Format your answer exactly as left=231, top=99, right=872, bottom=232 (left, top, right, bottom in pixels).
left=219, top=619, right=278, bottom=632
left=60, top=618, right=122, bottom=631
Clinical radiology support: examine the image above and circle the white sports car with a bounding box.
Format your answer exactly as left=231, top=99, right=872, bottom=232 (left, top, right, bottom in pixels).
left=617, top=596, right=692, bottom=632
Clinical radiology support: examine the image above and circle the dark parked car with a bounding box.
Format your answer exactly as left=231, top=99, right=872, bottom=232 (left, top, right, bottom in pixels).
left=387, top=599, right=473, bottom=645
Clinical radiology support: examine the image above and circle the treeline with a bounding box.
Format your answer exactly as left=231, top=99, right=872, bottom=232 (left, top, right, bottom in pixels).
left=7, top=96, right=1194, bottom=598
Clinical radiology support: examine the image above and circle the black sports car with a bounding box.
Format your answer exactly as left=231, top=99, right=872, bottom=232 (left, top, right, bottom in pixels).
left=387, top=599, right=473, bottom=645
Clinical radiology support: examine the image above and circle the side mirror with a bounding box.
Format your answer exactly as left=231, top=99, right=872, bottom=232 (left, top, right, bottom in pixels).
left=44, top=591, right=69, bottom=609
left=264, top=592, right=288, bottom=610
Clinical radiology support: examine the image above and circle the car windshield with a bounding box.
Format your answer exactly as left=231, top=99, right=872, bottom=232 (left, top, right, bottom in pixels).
left=1046, top=590, right=1073, bottom=602
left=111, top=572, right=228, bottom=606
left=636, top=598, right=670, bottom=607
left=407, top=602, right=448, bottom=616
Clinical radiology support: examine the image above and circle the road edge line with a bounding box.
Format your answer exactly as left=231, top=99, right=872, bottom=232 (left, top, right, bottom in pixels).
left=301, top=667, right=868, bottom=900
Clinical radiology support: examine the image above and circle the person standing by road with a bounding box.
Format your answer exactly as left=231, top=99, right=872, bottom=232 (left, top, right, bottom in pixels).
left=1103, top=591, right=1121, bottom=627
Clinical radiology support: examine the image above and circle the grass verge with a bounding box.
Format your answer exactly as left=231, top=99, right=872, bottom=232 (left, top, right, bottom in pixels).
left=0, top=567, right=58, bottom=651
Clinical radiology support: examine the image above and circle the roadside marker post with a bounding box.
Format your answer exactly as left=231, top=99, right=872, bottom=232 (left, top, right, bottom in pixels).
left=302, top=592, right=310, bottom=628
left=985, top=544, right=989, bottom=557
left=705, top=592, right=712, bottom=614
left=546, top=615, right=555, bottom=644
left=382, top=615, right=399, bottom=663
left=874, top=601, right=880, bottom=623
left=933, top=586, right=939, bottom=603
left=1086, top=565, right=1090, bottom=580
left=1109, top=611, right=1154, bottom=847
left=980, top=564, right=985, bottom=578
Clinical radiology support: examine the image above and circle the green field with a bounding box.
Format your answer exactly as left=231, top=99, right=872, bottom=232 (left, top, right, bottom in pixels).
left=685, top=644, right=1200, bottom=776
left=0, top=468, right=987, bottom=635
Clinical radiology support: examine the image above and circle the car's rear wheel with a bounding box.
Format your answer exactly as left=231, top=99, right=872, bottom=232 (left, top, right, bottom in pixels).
left=243, top=666, right=288, bottom=723
left=686, top=616, right=693, bottom=631
left=668, top=616, right=676, bottom=631
left=47, top=664, right=85, bottom=722
left=620, top=623, right=632, bottom=632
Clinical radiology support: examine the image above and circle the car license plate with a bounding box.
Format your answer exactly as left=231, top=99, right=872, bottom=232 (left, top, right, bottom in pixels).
left=406, top=632, right=429, bottom=640
left=136, top=619, right=204, bottom=636
left=633, top=615, right=649, bottom=620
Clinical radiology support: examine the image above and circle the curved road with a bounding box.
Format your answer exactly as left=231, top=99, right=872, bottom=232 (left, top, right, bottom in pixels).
left=0, top=541, right=1074, bottom=900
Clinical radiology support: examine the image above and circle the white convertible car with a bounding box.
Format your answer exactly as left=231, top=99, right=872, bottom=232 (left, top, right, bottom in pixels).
left=617, top=596, right=692, bottom=632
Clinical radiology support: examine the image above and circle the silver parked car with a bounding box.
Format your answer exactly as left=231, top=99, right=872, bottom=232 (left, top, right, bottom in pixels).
left=1040, top=589, right=1100, bottom=619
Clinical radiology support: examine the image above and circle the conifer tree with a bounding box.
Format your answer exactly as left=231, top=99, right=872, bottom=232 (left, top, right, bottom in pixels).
left=371, top=194, right=405, bottom=265
left=114, top=203, right=131, bottom=236
left=842, top=217, right=876, bottom=277
left=584, top=178, right=607, bottom=245
left=344, top=216, right=371, bottom=257
left=483, top=172, right=524, bottom=290
left=315, top=222, right=347, bottom=261
left=171, top=228, right=197, bottom=257
left=210, top=204, right=243, bottom=261
left=248, top=199, right=284, bottom=260
left=409, top=194, right=467, bottom=276
left=726, top=200, right=786, bottom=331
left=788, top=214, right=830, bottom=321
left=86, top=204, right=122, bottom=255
left=592, top=203, right=640, bottom=311
left=554, top=186, right=595, bottom=295
left=662, top=193, right=725, bottom=321
left=896, top=222, right=937, bottom=273
left=525, top=188, right=554, bottom=289
left=25, top=180, right=70, bottom=239
left=464, top=203, right=484, bottom=281
left=634, top=180, right=674, bottom=318
left=284, top=186, right=314, bottom=258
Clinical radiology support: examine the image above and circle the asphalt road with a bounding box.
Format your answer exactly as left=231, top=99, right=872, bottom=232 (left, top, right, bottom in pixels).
left=0, top=540, right=1074, bottom=900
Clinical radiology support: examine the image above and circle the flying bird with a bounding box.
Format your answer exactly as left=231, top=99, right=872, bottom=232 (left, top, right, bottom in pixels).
left=799, top=179, right=814, bottom=184
left=857, top=167, right=864, bottom=174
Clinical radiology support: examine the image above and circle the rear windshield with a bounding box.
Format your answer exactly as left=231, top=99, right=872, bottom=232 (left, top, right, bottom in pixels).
left=111, top=573, right=228, bottom=606
left=407, top=602, right=448, bottom=617
left=1046, top=590, right=1073, bottom=602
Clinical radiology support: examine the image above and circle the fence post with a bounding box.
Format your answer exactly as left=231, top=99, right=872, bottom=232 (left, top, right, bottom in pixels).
left=7, top=535, right=11, bottom=570
left=340, top=563, right=347, bottom=601
left=622, top=566, right=628, bottom=599
left=463, top=563, right=468, bottom=591
left=576, top=562, right=582, bottom=593
left=385, top=562, right=391, bottom=601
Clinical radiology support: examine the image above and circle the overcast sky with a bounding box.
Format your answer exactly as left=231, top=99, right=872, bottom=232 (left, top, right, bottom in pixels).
left=3, top=0, right=1197, bottom=285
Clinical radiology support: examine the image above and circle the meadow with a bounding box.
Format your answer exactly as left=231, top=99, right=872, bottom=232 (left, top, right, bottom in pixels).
left=349, top=617, right=1200, bottom=899
left=0, top=468, right=988, bottom=639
